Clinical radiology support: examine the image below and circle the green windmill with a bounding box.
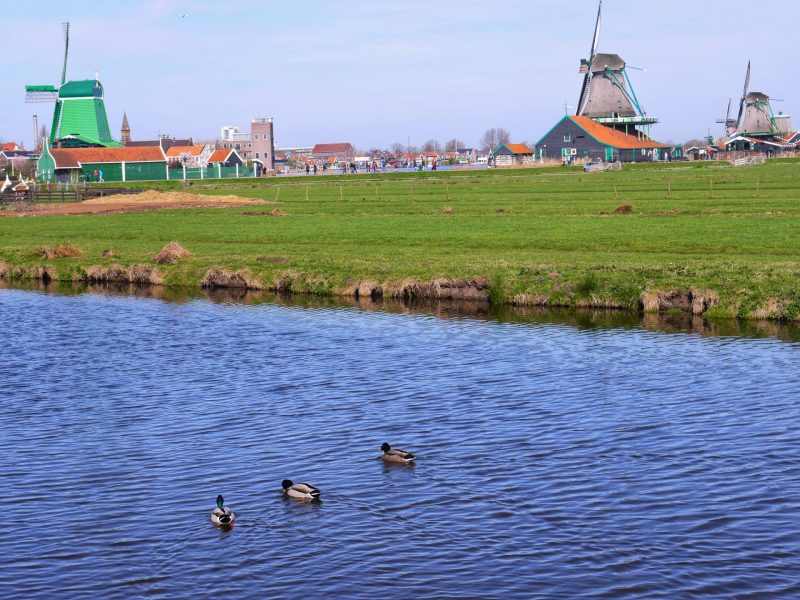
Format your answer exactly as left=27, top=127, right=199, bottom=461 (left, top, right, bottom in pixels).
left=25, top=23, right=121, bottom=148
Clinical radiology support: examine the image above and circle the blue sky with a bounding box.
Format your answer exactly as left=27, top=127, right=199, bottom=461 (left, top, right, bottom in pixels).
left=3, top=0, right=797, bottom=149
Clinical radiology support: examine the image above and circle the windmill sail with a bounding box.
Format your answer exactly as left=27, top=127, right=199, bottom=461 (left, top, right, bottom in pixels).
left=61, top=22, right=70, bottom=86
left=577, top=1, right=602, bottom=116
left=735, top=61, right=750, bottom=131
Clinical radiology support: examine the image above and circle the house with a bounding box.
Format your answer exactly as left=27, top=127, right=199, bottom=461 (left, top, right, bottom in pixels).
left=536, top=115, right=671, bottom=163
left=196, top=118, right=275, bottom=170
left=207, top=148, right=243, bottom=167
left=37, top=141, right=167, bottom=183
left=456, top=147, right=478, bottom=164
left=165, top=145, right=212, bottom=168
left=1, top=142, right=22, bottom=152
left=684, top=145, right=720, bottom=160
left=126, top=137, right=193, bottom=151
left=0, top=150, right=36, bottom=174
left=492, top=143, right=535, bottom=167
left=311, top=143, right=355, bottom=164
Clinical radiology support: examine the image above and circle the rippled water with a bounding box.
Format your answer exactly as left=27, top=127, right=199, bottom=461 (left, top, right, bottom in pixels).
left=2, top=289, right=799, bottom=599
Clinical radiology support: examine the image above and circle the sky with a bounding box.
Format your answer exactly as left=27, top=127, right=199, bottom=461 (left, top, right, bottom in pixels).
left=3, top=0, right=797, bottom=149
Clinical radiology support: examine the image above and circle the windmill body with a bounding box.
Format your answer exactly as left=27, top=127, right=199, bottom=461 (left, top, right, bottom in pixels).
left=24, top=23, right=120, bottom=149
left=576, top=1, right=657, bottom=137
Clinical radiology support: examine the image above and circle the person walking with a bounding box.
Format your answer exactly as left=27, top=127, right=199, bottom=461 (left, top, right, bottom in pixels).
left=98, top=169, right=105, bottom=182
left=305, top=164, right=310, bottom=175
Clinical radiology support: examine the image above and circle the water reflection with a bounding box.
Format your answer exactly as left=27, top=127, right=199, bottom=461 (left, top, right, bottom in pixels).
left=3, top=279, right=798, bottom=342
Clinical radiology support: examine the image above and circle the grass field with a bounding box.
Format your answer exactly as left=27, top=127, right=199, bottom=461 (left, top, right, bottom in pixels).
left=1, top=159, right=799, bottom=319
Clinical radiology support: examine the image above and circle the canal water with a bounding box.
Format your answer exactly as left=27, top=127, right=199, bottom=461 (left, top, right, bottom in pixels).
left=1, top=288, right=799, bottom=599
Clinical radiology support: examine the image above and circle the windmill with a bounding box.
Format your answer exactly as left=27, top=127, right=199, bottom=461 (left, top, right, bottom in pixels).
left=25, top=22, right=119, bottom=148
left=576, top=1, right=657, bottom=136
left=731, top=61, right=792, bottom=137
left=716, top=98, right=736, bottom=136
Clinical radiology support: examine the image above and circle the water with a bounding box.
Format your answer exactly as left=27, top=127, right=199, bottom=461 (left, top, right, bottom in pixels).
left=1, top=288, right=799, bottom=599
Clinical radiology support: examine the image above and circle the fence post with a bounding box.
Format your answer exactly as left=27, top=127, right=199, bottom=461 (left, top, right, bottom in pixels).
left=218, top=164, right=221, bottom=179
left=166, top=164, right=170, bottom=180
left=121, top=161, right=126, bottom=182
left=182, top=163, right=186, bottom=180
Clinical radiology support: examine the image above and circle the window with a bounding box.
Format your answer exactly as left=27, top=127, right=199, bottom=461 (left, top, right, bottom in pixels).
left=255, top=152, right=259, bottom=158
left=254, top=134, right=259, bottom=140
left=563, top=134, right=572, bottom=142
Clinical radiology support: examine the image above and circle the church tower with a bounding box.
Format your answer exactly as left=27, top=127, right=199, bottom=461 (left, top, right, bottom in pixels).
left=120, top=111, right=131, bottom=145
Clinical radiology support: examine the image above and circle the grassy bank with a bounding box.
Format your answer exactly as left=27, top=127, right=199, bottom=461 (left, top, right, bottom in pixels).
left=2, top=160, right=799, bottom=319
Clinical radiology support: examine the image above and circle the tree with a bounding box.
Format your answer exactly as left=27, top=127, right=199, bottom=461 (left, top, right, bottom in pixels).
left=422, top=139, right=441, bottom=153
left=390, top=143, right=406, bottom=156
left=37, top=125, right=48, bottom=152
left=684, top=138, right=707, bottom=148
left=445, top=138, right=464, bottom=152
left=480, top=128, right=511, bottom=152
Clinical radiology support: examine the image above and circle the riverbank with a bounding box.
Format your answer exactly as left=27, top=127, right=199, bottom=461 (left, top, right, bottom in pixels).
left=1, top=160, right=799, bottom=320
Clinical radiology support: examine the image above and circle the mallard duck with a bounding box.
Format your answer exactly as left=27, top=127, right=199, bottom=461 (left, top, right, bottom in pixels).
left=282, top=479, right=321, bottom=500
left=210, top=494, right=235, bottom=527
left=380, top=442, right=415, bottom=464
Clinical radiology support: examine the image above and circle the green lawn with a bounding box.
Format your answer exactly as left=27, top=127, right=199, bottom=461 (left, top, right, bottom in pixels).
left=2, top=160, right=799, bottom=319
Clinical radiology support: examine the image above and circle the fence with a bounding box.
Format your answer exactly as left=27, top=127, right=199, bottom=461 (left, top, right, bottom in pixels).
left=166, top=164, right=255, bottom=181
left=730, top=156, right=767, bottom=167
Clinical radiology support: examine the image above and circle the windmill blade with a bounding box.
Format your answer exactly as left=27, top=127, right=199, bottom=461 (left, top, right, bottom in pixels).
left=577, top=73, right=591, bottom=115
left=577, top=1, right=601, bottom=116
left=735, top=61, right=750, bottom=130
left=590, top=1, right=602, bottom=59
left=61, top=22, right=70, bottom=86
left=724, top=98, right=732, bottom=131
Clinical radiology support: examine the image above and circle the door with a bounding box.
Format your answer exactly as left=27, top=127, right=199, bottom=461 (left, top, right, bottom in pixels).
left=605, top=147, right=613, bottom=162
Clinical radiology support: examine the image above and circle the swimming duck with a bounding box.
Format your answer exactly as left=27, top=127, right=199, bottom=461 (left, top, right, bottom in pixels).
left=380, top=442, right=415, bottom=464
left=282, top=479, right=321, bottom=500
left=210, top=494, right=235, bottom=527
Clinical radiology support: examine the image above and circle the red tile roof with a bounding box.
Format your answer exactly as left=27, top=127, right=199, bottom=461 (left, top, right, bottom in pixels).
left=312, top=143, right=353, bottom=154
left=569, top=116, right=670, bottom=149
left=208, top=148, right=238, bottom=163
left=1, top=142, right=20, bottom=151
left=504, top=143, right=533, bottom=155
left=165, top=145, right=206, bottom=157
left=50, top=146, right=166, bottom=168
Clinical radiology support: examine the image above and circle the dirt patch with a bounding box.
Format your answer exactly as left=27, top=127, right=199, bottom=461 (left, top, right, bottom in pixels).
left=2, top=190, right=265, bottom=217
left=102, top=249, right=115, bottom=258
left=37, top=244, right=83, bottom=259
left=751, top=298, right=781, bottom=319
left=270, top=208, right=286, bottom=217
left=154, top=241, right=192, bottom=264
left=442, top=205, right=454, bottom=216
left=201, top=267, right=262, bottom=290
left=640, top=288, right=719, bottom=315
left=387, top=278, right=490, bottom=302
left=256, top=256, right=290, bottom=264
left=84, top=264, right=163, bottom=285
left=342, top=279, right=384, bottom=301
left=613, top=203, right=634, bottom=215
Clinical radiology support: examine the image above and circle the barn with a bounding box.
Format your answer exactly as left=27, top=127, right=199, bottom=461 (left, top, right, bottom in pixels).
left=536, top=115, right=671, bottom=163
left=37, top=140, right=167, bottom=183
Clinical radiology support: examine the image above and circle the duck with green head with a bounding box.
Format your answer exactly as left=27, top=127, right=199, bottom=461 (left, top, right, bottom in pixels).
left=282, top=480, right=321, bottom=500
left=211, top=494, right=235, bottom=527
left=380, top=442, right=415, bottom=464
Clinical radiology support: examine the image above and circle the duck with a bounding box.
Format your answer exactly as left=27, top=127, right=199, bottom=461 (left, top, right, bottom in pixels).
left=282, top=479, right=321, bottom=500
left=210, top=494, right=235, bottom=527
left=380, top=442, right=415, bottom=464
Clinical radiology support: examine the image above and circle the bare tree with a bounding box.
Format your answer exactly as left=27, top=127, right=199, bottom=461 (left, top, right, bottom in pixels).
left=480, top=128, right=511, bottom=152
left=390, top=143, right=406, bottom=156
left=445, top=138, right=464, bottom=152
left=421, top=139, right=441, bottom=153
left=684, top=138, right=707, bottom=148
left=37, top=125, right=49, bottom=152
